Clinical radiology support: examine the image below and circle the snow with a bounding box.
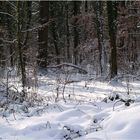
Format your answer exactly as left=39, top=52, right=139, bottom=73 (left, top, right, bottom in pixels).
left=104, top=105, right=140, bottom=140
left=0, top=73, right=140, bottom=140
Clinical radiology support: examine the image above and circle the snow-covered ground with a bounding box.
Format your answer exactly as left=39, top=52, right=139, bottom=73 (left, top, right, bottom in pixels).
left=0, top=73, right=140, bottom=140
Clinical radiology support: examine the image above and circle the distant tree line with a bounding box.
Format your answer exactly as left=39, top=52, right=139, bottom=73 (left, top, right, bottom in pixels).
left=0, top=1, right=140, bottom=87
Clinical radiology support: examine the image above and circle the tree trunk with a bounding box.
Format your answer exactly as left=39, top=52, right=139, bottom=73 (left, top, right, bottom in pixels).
left=73, top=1, right=80, bottom=65
left=0, top=2, right=5, bottom=67
left=66, top=2, right=70, bottom=63
left=95, top=1, right=107, bottom=76
left=51, top=22, right=60, bottom=64
left=38, top=1, right=49, bottom=67
left=84, top=0, right=88, bottom=41
left=17, top=1, right=26, bottom=92
left=107, top=1, right=118, bottom=79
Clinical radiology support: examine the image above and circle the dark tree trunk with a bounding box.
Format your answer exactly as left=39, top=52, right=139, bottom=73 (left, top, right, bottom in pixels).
left=66, top=2, right=70, bottom=63
left=107, top=1, right=118, bottom=79
left=94, top=1, right=106, bottom=76
left=49, top=2, right=60, bottom=65
left=23, top=1, right=32, bottom=46
left=0, top=2, right=5, bottom=67
left=51, top=22, right=60, bottom=64
left=38, top=1, right=49, bottom=67
left=85, top=1, right=88, bottom=13
left=22, top=1, right=32, bottom=68
left=83, top=0, right=88, bottom=42
left=73, top=1, right=80, bottom=65
left=17, top=1, right=26, bottom=91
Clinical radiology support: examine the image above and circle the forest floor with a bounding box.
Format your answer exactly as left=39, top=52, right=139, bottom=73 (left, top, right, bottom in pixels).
left=0, top=72, right=140, bottom=140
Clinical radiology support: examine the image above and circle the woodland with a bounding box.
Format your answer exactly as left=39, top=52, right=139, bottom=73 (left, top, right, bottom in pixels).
left=0, top=1, right=140, bottom=140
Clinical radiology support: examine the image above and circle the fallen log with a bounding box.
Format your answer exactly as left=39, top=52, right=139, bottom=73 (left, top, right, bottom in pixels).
left=47, top=63, right=88, bottom=74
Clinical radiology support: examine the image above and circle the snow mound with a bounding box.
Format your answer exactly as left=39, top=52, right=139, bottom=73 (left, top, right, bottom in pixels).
left=56, top=108, right=86, bottom=121
left=103, top=104, right=140, bottom=139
